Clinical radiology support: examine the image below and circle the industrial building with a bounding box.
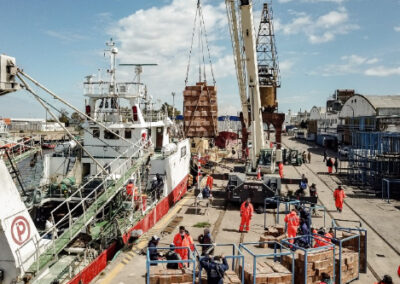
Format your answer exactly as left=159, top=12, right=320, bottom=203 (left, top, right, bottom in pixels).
left=338, top=94, right=400, bottom=144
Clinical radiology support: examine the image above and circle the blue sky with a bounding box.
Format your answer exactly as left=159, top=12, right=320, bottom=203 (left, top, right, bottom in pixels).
left=0, top=0, right=399, bottom=118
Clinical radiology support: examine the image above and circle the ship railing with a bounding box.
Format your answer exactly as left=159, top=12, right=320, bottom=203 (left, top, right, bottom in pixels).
left=17, top=138, right=152, bottom=273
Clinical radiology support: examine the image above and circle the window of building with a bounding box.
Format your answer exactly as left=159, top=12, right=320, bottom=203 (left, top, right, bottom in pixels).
left=181, top=146, right=187, bottom=158
left=104, top=130, right=119, bottom=140
left=125, top=129, right=132, bottom=139
left=92, top=128, right=100, bottom=138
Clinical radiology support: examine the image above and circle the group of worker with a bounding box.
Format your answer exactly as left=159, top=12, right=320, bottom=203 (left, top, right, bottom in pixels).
left=323, top=150, right=339, bottom=174
left=148, top=226, right=230, bottom=283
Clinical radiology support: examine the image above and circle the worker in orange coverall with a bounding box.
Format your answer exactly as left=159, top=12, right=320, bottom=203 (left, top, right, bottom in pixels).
left=239, top=198, right=254, bottom=232
left=206, top=175, right=214, bottom=190
left=173, top=226, right=190, bottom=267
left=284, top=208, right=300, bottom=244
left=333, top=185, right=346, bottom=212
left=278, top=162, right=284, bottom=178
left=313, top=228, right=333, bottom=249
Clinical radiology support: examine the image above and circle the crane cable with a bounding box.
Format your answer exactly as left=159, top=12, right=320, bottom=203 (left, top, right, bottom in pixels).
left=184, top=0, right=216, bottom=86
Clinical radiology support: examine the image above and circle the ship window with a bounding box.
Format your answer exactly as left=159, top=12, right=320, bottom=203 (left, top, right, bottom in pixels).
left=125, top=130, right=132, bottom=139
left=104, top=130, right=119, bottom=140
left=92, top=128, right=100, bottom=138
left=181, top=146, right=187, bottom=158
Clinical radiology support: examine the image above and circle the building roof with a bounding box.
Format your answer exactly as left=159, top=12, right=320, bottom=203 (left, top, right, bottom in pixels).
left=364, top=95, right=400, bottom=109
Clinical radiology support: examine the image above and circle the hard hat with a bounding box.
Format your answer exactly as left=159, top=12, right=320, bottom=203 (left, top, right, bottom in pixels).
left=152, top=235, right=160, bottom=241
left=153, top=176, right=157, bottom=181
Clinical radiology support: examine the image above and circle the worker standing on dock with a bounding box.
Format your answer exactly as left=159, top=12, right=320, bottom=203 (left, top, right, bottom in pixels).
left=148, top=235, right=161, bottom=266
left=284, top=208, right=300, bottom=243
left=334, top=157, right=338, bottom=173
left=327, top=157, right=333, bottom=174
left=279, top=162, right=284, bottom=178
left=239, top=198, right=254, bottom=232
left=206, top=174, right=214, bottom=190
left=333, top=185, right=346, bottom=213
left=173, top=226, right=190, bottom=265
left=308, top=151, right=311, bottom=163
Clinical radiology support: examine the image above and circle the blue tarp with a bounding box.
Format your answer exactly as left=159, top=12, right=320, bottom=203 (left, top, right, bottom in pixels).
left=217, top=116, right=240, bottom=121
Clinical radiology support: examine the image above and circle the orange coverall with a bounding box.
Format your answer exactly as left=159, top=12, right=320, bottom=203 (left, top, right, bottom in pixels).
left=206, top=175, right=214, bottom=190
left=173, top=233, right=190, bottom=262
left=239, top=201, right=254, bottom=232
left=278, top=163, right=284, bottom=178
left=334, top=189, right=346, bottom=210
left=314, top=233, right=333, bottom=249
left=284, top=211, right=300, bottom=243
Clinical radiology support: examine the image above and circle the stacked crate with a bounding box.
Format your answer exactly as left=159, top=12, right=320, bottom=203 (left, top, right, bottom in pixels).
left=282, top=249, right=334, bottom=284
left=335, top=248, right=359, bottom=283
left=149, top=267, right=193, bottom=284
left=183, top=82, right=218, bottom=138
left=197, top=270, right=241, bottom=284
left=259, top=225, right=286, bottom=248
left=341, top=231, right=366, bottom=272
left=240, top=260, right=292, bottom=284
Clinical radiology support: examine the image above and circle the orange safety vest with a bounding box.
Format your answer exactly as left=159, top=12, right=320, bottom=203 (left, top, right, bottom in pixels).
left=314, top=233, right=333, bottom=248
left=206, top=175, right=214, bottom=190
left=126, top=183, right=134, bottom=196
left=334, top=189, right=346, bottom=208
left=240, top=202, right=254, bottom=218
left=173, top=233, right=190, bottom=259
left=284, top=211, right=300, bottom=229
left=187, top=235, right=195, bottom=251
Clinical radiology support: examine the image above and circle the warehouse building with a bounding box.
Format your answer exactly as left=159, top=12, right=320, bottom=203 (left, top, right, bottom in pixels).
left=338, top=95, right=400, bottom=144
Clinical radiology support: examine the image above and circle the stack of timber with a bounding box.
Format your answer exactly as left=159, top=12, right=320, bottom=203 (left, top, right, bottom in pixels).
left=335, top=248, right=359, bottom=283
left=282, top=249, right=334, bottom=284
left=183, top=82, right=218, bottom=138
left=197, top=270, right=241, bottom=284
left=259, top=225, right=286, bottom=248
left=239, top=260, right=292, bottom=284
left=341, top=231, right=366, bottom=272
left=148, top=266, right=193, bottom=284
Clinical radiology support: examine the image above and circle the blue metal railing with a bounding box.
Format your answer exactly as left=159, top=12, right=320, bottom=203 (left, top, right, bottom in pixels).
left=281, top=236, right=336, bottom=284
left=239, top=242, right=295, bottom=284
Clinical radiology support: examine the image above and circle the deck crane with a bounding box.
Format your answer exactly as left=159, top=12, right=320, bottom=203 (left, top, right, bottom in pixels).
left=225, top=0, right=281, bottom=206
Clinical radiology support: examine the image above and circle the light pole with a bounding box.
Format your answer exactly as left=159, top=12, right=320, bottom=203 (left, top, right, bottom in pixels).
left=171, top=92, right=176, bottom=121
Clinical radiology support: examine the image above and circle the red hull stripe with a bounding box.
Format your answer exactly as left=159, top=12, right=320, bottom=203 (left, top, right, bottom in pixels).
left=67, top=175, right=189, bottom=284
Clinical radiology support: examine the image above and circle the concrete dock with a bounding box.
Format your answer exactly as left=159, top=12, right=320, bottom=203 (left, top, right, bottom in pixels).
left=92, top=135, right=400, bottom=284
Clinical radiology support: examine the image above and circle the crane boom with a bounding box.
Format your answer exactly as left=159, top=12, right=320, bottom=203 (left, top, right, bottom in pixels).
left=239, top=0, right=265, bottom=168
left=226, top=0, right=248, bottom=126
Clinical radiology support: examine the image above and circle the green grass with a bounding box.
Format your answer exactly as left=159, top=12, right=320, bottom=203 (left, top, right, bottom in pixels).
left=193, top=222, right=211, bottom=228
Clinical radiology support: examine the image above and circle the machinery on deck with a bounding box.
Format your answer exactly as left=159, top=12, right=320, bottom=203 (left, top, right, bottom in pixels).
left=225, top=0, right=282, bottom=205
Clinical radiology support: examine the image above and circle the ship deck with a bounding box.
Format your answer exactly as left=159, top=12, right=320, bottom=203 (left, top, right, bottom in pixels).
left=91, top=135, right=400, bottom=284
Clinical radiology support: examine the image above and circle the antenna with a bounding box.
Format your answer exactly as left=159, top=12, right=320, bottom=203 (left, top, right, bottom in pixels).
left=119, top=63, right=158, bottom=84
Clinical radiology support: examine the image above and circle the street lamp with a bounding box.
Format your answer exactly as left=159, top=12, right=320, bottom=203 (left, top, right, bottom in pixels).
left=171, top=92, right=176, bottom=121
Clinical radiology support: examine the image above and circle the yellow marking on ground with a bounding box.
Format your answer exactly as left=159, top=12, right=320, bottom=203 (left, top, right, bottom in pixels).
left=99, top=263, right=125, bottom=284
left=99, top=192, right=192, bottom=284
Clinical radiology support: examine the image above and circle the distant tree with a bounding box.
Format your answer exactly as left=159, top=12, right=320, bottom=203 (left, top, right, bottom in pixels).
left=71, top=111, right=84, bottom=123
left=160, top=102, right=181, bottom=118
left=59, top=108, right=70, bottom=126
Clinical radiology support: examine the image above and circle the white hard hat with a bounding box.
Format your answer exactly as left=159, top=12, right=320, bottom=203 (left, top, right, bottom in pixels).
left=153, top=176, right=157, bottom=181
left=152, top=235, right=160, bottom=241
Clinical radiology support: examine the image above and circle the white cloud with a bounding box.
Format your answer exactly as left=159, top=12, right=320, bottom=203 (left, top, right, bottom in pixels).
left=107, top=0, right=232, bottom=111
left=276, top=7, right=359, bottom=44
left=394, top=26, right=400, bottom=32
left=280, top=59, right=295, bottom=73
left=45, top=30, right=87, bottom=42
left=365, top=66, right=400, bottom=77
left=318, top=54, right=380, bottom=76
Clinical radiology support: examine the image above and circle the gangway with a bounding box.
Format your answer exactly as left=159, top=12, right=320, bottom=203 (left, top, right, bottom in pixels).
left=21, top=141, right=151, bottom=275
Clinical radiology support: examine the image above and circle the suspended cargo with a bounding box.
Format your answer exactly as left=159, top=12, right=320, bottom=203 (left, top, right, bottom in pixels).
left=183, top=82, right=218, bottom=138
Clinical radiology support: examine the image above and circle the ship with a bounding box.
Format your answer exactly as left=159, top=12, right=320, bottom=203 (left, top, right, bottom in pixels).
left=0, top=40, right=191, bottom=284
